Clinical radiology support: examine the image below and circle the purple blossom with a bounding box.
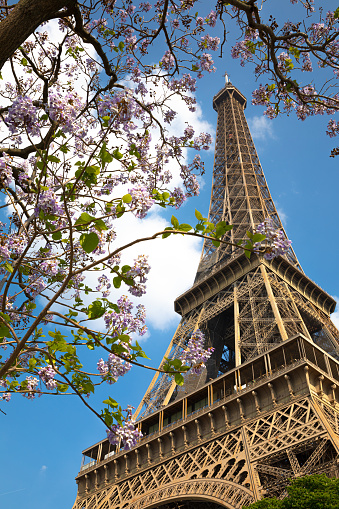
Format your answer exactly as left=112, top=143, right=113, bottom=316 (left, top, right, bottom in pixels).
left=128, top=186, right=155, bottom=218
left=0, top=158, right=13, bottom=188
left=205, top=10, right=217, bottom=27
left=126, top=255, right=150, bottom=297
left=104, top=296, right=147, bottom=338
left=327, top=119, right=339, bottom=137
left=139, top=2, right=152, bottom=12
left=48, top=92, right=84, bottom=135
left=164, top=109, right=177, bottom=123
left=171, top=187, right=186, bottom=208
left=255, top=218, right=292, bottom=260
left=160, top=50, right=175, bottom=70
left=26, top=276, right=46, bottom=298
left=180, top=329, right=214, bottom=375
left=5, top=95, right=40, bottom=136
left=302, top=52, right=313, bottom=72
left=38, top=366, right=57, bottom=390
left=199, top=35, right=220, bottom=51
left=199, top=53, right=216, bottom=73
left=97, top=344, right=132, bottom=383
left=107, top=406, right=142, bottom=449
left=21, top=376, right=39, bottom=399
left=40, top=258, right=59, bottom=276
left=96, top=274, right=111, bottom=297
left=35, top=189, right=64, bottom=217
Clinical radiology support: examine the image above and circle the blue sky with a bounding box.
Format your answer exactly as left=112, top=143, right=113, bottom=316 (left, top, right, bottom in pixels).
left=1, top=3, right=339, bottom=508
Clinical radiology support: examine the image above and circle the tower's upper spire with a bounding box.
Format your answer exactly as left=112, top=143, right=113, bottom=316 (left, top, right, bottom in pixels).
left=223, top=71, right=230, bottom=84
left=195, top=80, right=300, bottom=282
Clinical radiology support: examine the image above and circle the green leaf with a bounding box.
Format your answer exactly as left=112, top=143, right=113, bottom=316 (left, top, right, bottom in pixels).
left=212, top=239, right=221, bottom=247
left=195, top=209, right=203, bottom=220
left=99, top=142, right=114, bottom=167
left=174, top=373, right=185, bottom=386
left=28, top=358, right=37, bottom=369
left=88, top=300, right=106, bottom=320
left=103, top=397, right=119, bottom=408
left=79, top=232, right=99, bottom=253
left=75, top=213, right=107, bottom=233
left=178, top=223, right=192, bottom=232
left=122, top=194, right=132, bottom=204
left=171, top=215, right=179, bottom=228
left=3, top=261, right=13, bottom=273
left=251, top=233, right=266, bottom=243
left=113, top=276, right=121, bottom=289
left=112, top=148, right=123, bottom=160
left=21, top=57, right=28, bottom=66
left=335, top=7, right=339, bottom=19
left=47, top=155, right=61, bottom=163
left=60, top=144, right=69, bottom=153
left=0, top=324, right=11, bottom=338
left=57, top=383, right=69, bottom=392
left=93, top=218, right=108, bottom=232
left=52, top=231, right=62, bottom=240
left=75, top=212, right=95, bottom=229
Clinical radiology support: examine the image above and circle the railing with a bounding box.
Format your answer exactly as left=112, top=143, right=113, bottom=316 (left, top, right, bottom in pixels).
left=80, top=460, right=96, bottom=471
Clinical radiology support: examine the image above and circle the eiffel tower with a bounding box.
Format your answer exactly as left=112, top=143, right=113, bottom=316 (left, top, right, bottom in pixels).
left=73, top=80, right=339, bottom=509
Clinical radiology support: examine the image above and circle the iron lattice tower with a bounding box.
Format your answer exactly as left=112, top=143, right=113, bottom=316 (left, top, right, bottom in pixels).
left=73, top=82, right=339, bottom=509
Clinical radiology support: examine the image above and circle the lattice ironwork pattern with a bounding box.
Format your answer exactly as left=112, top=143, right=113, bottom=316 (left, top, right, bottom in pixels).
left=136, top=260, right=339, bottom=419
left=73, top=82, right=339, bottom=509
left=195, top=84, right=300, bottom=281
left=74, top=388, right=339, bottom=509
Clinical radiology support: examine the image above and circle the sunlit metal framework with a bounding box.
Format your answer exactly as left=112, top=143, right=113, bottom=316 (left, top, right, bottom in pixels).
left=73, top=83, right=339, bottom=509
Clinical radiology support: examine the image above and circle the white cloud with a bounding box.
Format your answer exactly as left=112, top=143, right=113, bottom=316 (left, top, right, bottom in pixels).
left=40, top=465, right=47, bottom=473
left=116, top=211, right=202, bottom=330
left=276, top=206, right=288, bottom=226
left=248, top=115, right=275, bottom=141
left=76, top=209, right=202, bottom=334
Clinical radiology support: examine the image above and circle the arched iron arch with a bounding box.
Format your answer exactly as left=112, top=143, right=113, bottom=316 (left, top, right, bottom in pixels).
left=127, top=479, right=255, bottom=509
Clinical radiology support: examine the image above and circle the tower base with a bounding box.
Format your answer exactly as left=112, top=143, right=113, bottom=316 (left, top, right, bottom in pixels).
left=73, top=334, right=339, bottom=509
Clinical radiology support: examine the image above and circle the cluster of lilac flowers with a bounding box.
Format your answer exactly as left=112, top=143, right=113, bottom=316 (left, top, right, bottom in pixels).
left=5, top=95, right=40, bottom=137
left=126, top=255, right=150, bottom=297
left=160, top=50, right=175, bottom=70
left=97, top=343, right=132, bottom=384
left=38, top=366, right=57, bottom=390
left=107, top=406, right=142, bottom=450
left=21, top=376, right=39, bottom=399
left=0, top=392, right=11, bottom=402
left=0, top=158, right=13, bottom=188
left=40, top=258, right=60, bottom=276
left=104, top=295, right=147, bottom=338
left=96, top=274, right=111, bottom=297
left=180, top=329, right=214, bottom=375
left=0, top=233, right=27, bottom=260
left=26, top=276, right=47, bottom=298
left=128, top=186, right=155, bottom=218
left=254, top=218, right=292, bottom=260
left=48, top=92, right=84, bottom=136
left=35, top=189, right=64, bottom=217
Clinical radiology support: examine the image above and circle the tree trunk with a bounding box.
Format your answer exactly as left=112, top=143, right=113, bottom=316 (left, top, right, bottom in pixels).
left=0, top=0, right=75, bottom=70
